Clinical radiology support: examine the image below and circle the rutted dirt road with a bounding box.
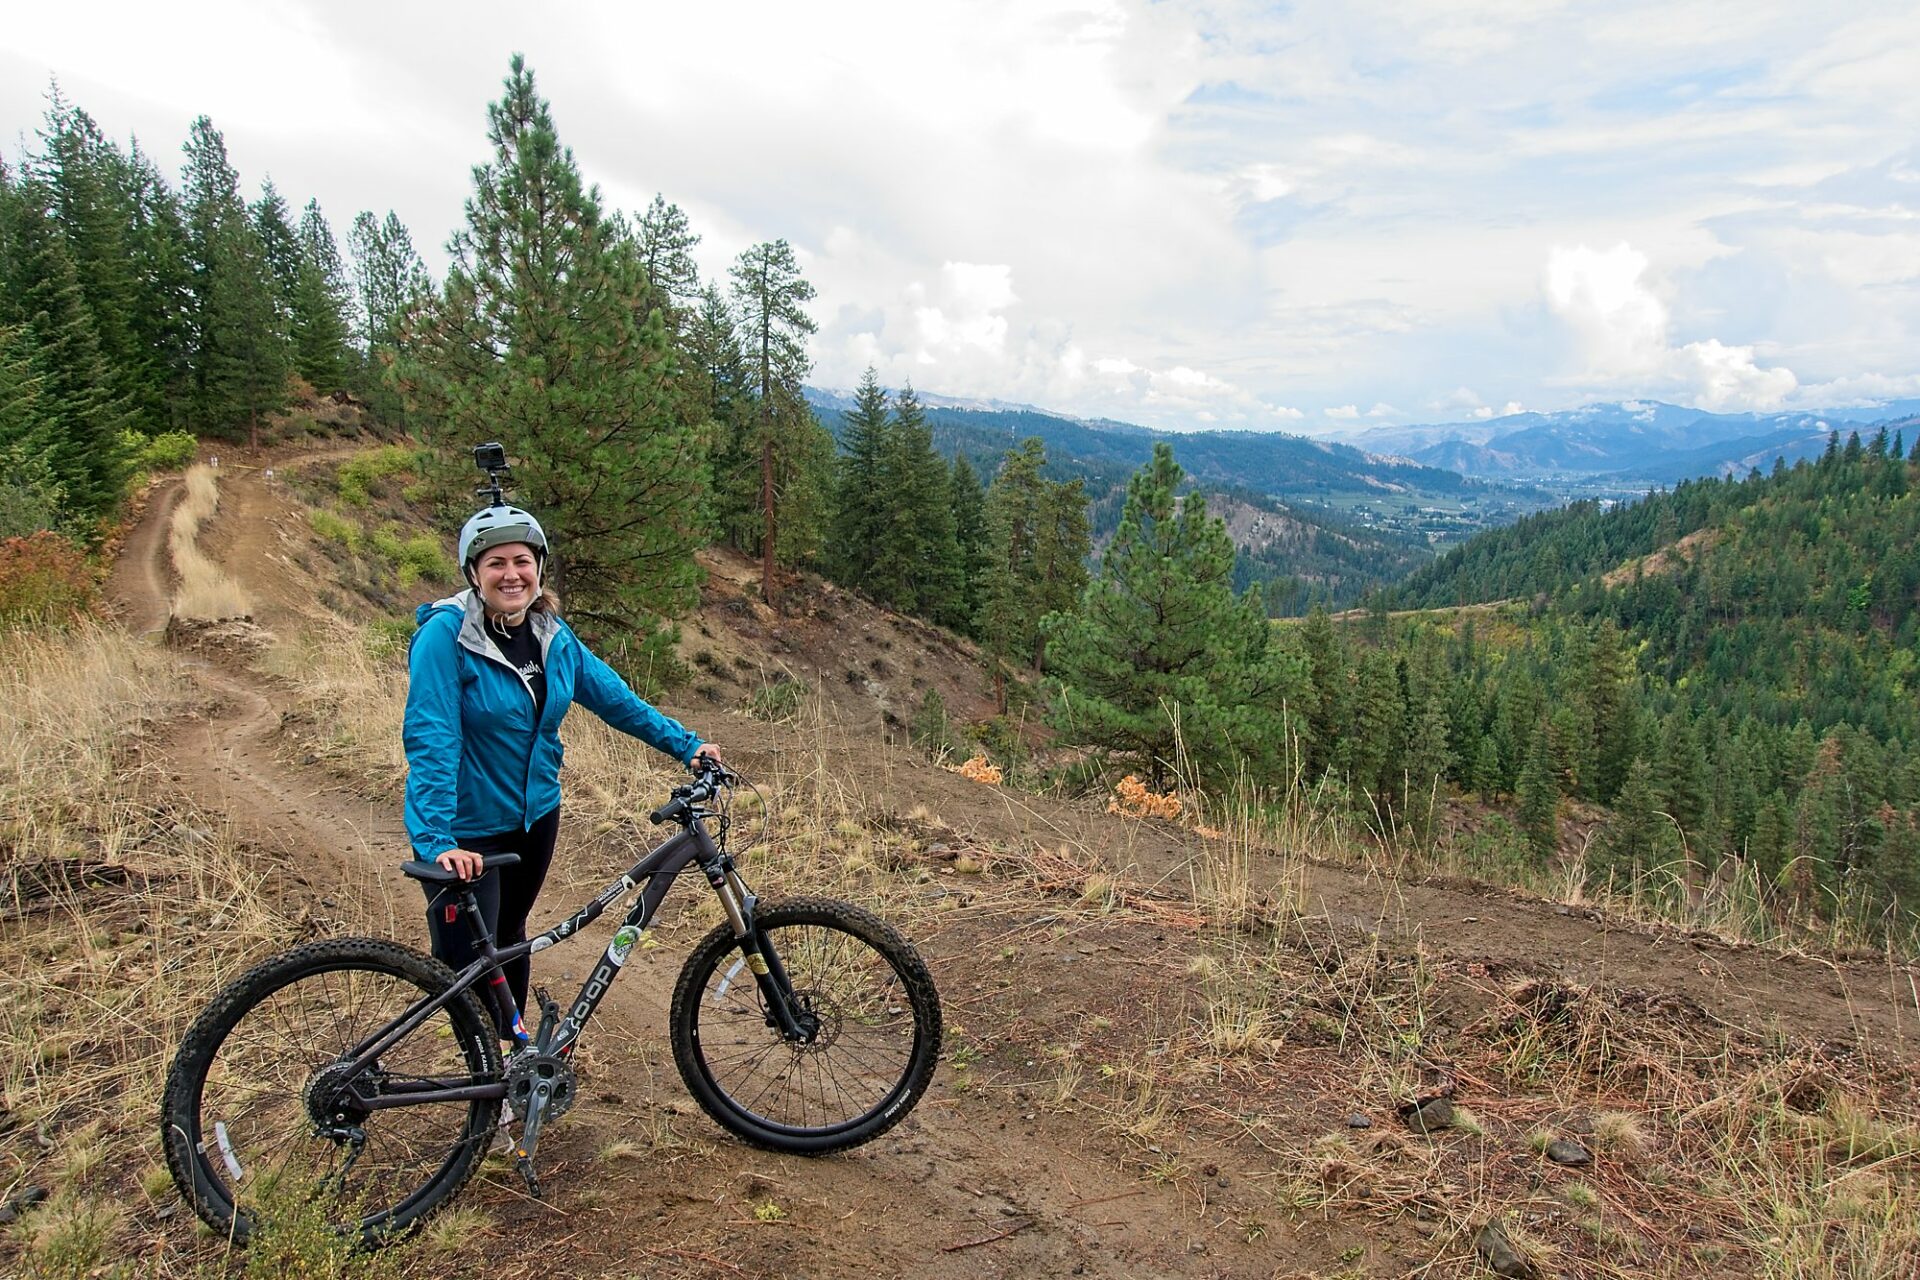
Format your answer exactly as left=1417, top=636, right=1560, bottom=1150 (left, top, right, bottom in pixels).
left=116, top=451, right=1920, bottom=1279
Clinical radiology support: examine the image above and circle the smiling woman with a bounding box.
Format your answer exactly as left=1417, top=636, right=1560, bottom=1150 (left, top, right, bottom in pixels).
left=401, top=497, right=724, bottom=1046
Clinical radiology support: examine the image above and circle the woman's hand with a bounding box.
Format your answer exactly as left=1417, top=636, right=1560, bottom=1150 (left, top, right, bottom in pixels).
left=436, top=848, right=485, bottom=880
left=692, top=743, right=724, bottom=768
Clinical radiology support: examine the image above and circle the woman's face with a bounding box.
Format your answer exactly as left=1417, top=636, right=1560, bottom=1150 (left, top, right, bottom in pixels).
left=474, top=543, right=540, bottom=617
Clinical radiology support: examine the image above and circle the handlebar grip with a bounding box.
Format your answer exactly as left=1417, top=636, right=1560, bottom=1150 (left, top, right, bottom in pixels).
left=649, top=797, right=688, bottom=826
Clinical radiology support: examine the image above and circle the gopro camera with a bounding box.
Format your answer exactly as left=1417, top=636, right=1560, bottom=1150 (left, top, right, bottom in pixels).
left=472, top=442, right=511, bottom=506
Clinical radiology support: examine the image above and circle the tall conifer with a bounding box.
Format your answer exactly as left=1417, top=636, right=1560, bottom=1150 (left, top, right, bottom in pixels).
left=403, top=55, right=704, bottom=672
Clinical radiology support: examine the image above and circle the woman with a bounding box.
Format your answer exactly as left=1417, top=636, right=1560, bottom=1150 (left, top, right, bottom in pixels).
left=403, top=501, right=720, bottom=1040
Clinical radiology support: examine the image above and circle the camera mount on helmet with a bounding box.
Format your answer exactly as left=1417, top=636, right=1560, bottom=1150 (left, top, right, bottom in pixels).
left=473, top=441, right=511, bottom=508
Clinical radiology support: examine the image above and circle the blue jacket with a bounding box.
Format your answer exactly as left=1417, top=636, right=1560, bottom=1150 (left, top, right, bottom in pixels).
left=403, top=590, right=702, bottom=860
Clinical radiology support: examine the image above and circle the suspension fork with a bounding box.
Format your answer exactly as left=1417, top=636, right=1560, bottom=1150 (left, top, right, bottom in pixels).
left=702, top=851, right=812, bottom=1041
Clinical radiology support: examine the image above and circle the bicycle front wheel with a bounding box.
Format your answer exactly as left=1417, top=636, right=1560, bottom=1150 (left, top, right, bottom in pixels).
left=161, top=938, right=502, bottom=1243
left=670, top=898, right=942, bottom=1154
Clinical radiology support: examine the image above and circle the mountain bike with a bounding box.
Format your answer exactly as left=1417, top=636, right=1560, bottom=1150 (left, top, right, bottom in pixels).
left=160, top=763, right=943, bottom=1243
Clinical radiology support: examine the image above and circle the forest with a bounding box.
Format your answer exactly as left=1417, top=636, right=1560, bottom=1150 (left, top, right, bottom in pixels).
left=4, top=59, right=1917, bottom=944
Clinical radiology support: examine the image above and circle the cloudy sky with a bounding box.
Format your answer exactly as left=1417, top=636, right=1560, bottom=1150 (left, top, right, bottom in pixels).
left=4, top=0, right=1918, bottom=434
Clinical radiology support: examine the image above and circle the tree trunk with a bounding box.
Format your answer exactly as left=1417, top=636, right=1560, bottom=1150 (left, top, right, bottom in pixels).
left=759, top=434, right=776, bottom=606
left=248, top=408, right=258, bottom=452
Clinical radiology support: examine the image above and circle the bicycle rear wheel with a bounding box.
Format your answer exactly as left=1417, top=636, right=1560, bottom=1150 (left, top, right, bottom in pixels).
left=161, top=938, right=501, bottom=1243
left=670, top=898, right=942, bottom=1154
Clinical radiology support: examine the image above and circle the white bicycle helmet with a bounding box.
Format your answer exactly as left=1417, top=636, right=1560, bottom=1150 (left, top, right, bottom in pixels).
left=457, top=505, right=548, bottom=584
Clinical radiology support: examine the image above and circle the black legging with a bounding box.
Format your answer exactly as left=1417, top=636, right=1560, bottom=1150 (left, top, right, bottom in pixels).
left=418, top=806, right=560, bottom=1039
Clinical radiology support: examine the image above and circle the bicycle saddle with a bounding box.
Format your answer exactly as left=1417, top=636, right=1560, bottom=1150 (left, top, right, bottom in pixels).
left=401, top=852, right=523, bottom=884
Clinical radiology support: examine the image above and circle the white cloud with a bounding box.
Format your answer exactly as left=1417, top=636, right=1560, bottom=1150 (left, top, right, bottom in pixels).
left=1325, top=405, right=1361, bottom=419
left=1543, top=243, right=1797, bottom=410
left=2, top=0, right=1917, bottom=426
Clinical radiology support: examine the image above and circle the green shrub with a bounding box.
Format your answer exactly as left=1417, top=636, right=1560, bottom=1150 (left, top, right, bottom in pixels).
left=136, top=430, right=198, bottom=473
left=396, top=534, right=454, bottom=590
left=745, top=676, right=807, bottom=724
left=308, top=508, right=361, bottom=552
left=337, top=445, right=422, bottom=507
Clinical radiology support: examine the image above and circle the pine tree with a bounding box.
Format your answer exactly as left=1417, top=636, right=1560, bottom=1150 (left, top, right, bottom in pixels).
left=34, top=95, right=151, bottom=431
left=0, top=169, right=134, bottom=530
left=0, top=321, right=64, bottom=536
left=1515, top=721, right=1561, bottom=860
left=122, top=141, right=196, bottom=431
left=403, top=55, right=705, bottom=670
left=869, top=384, right=960, bottom=615
left=1404, top=695, right=1453, bottom=844
left=634, top=194, right=701, bottom=319
left=181, top=117, right=287, bottom=445
left=729, top=238, right=824, bottom=603
left=978, top=438, right=1089, bottom=708
left=685, top=282, right=757, bottom=543
left=828, top=368, right=890, bottom=592
left=348, top=209, right=429, bottom=351
left=1298, top=604, right=1346, bottom=781
left=289, top=199, right=354, bottom=390
left=1043, top=442, right=1297, bottom=790
left=947, top=451, right=988, bottom=634
left=1656, top=710, right=1710, bottom=841
left=251, top=177, right=301, bottom=325
left=1591, top=756, right=1670, bottom=885
left=347, top=209, right=428, bottom=419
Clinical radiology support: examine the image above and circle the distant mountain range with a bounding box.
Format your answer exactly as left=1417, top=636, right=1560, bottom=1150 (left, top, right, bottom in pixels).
left=803, top=387, right=1516, bottom=503
left=807, top=387, right=1920, bottom=493
left=1327, top=399, right=1920, bottom=483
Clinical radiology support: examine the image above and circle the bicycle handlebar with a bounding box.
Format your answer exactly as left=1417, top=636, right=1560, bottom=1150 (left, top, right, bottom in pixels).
left=648, top=759, right=735, bottom=826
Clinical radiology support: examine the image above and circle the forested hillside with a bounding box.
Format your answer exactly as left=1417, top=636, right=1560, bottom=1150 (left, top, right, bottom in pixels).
left=1363, top=428, right=1920, bottom=932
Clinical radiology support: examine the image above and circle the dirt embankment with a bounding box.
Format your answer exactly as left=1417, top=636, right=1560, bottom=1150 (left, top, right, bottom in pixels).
left=105, top=446, right=1920, bottom=1280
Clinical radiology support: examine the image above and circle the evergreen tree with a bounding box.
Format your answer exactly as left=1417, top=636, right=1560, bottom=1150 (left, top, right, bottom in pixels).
left=1656, top=709, right=1710, bottom=844
left=685, top=281, right=757, bottom=542
left=290, top=199, right=355, bottom=390
left=869, top=384, right=961, bottom=616
left=181, top=116, right=287, bottom=445
left=34, top=95, right=150, bottom=430
left=1515, top=721, right=1561, bottom=860
left=347, top=209, right=428, bottom=419
left=122, top=140, right=196, bottom=431
left=1298, top=604, right=1346, bottom=781
left=0, top=169, right=134, bottom=530
left=828, top=368, right=890, bottom=592
left=1404, top=695, right=1453, bottom=843
left=634, top=194, right=701, bottom=318
left=0, top=321, right=64, bottom=536
left=403, top=55, right=704, bottom=670
left=729, top=238, right=825, bottom=602
left=348, top=209, right=429, bottom=351
left=946, top=451, right=989, bottom=634
left=1591, top=756, right=1670, bottom=884
left=1044, top=442, right=1300, bottom=790
left=977, top=438, right=1089, bottom=708
left=250, top=177, right=301, bottom=324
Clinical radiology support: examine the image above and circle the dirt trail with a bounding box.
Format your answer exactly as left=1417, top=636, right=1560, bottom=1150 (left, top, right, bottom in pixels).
left=114, top=455, right=1295, bottom=1280
left=111, top=453, right=1920, bottom=1279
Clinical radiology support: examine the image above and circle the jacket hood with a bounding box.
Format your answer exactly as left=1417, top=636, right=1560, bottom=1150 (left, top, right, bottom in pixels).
left=416, top=588, right=560, bottom=652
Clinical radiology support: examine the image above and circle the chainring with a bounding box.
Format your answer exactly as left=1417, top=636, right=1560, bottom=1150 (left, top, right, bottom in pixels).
left=504, top=1050, right=577, bottom=1122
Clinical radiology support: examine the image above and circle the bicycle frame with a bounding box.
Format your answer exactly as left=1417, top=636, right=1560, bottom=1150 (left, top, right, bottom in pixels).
left=334, top=810, right=805, bottom=1114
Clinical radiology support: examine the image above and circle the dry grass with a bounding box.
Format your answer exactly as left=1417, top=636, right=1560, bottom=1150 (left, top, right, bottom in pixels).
left=168, top=466, right=252, bottom=621
left=0, top=625, right=399, bottom=1277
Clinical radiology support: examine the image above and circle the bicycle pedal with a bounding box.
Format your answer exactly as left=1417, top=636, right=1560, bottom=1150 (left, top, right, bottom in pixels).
left=514, top=1156, right=542, bottom=1199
